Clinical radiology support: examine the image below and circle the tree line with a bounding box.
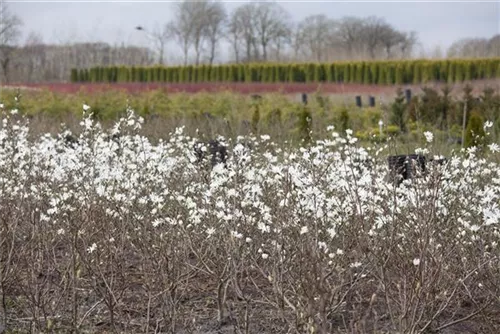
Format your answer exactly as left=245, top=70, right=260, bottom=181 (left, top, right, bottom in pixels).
left=5, top=41, right=155, bottom=83
left=71, top=59, right=500, bottom=85
left=1, top=0, right=499, bottom=83
left=144, top=1, right=420, bottom=65
left=447, top=35, right=500, bottom=58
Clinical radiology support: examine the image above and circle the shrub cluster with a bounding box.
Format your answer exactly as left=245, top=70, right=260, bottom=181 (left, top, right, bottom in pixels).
left=0, top=105, right=499, bottom=333
left=392, top=85, right=500, bottom=149
left=3, top=85, right=500, bottom=154
left=70, top=58, right=500, bottom=85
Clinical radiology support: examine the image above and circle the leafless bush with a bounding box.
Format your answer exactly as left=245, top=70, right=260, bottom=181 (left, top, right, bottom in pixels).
left=0, top=105, right=499, bottom=333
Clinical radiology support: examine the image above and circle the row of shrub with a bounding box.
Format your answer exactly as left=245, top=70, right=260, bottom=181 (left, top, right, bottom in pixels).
left=3, top=84, right=499, bottom=152
left=71, top=58, right=500, bottom=85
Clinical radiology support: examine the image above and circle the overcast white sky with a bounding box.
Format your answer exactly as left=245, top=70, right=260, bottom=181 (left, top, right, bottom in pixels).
left=7, top=0, right=500, bottom=61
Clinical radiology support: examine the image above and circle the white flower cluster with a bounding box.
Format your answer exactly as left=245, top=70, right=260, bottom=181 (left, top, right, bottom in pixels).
left=1, top=109, right=499, bottom=331
left=0, top=112, right=498, bottom=253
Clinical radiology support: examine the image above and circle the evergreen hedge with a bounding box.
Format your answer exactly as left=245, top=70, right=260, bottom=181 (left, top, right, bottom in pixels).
left=70, top=58, right=500, bottom=85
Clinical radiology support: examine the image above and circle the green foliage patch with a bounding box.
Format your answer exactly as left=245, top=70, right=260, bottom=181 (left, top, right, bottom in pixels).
left=70, top=58, right=500, bottom=85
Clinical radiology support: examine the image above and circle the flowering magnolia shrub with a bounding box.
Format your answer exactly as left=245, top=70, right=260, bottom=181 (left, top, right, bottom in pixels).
left=0, top=104, right=499, bottom=333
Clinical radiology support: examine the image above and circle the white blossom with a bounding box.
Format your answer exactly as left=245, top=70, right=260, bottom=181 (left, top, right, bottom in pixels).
left=423, top=131, right=433, bottom=143
left=231, top=231, right=243, bottom=239
left=350, top=262, right=362, bottom=268
left=488, top=143, right=500, bottom=153
left=484, top=121, right=493, bottom=130
left=87, top=243, right=97, bottom=253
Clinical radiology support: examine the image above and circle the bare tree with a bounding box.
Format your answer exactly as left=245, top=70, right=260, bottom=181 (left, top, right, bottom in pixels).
left=270, top=21, right=292, bottom=62
left=168, top=0, right=226, bottom=66
left=229, top=4, right=258, bottom=62
left=0, top=0, right=23, bottom=83
left=190, top=1, right=210, bottom=66
left=399, top=31, right=418, bottom=58
left=379, top=24, right=404, bottom=59
left=227, top=17, right=242, bottom=63
left=167, top=1, right=196, bottom=66
left=338, top=17, right=365, bottom=58
left=296, top=15, right=337, bottom=62
left=447, top=36, right=499, bottom=58
left=362, top=16, right=387, bottom=59
left=253, top=2, right=291, bottom=61
left=5, top=40, right=157, bottom=83
left=448, top=38, right=488, bottom=57
left=204, top=1, right=226, bottom=65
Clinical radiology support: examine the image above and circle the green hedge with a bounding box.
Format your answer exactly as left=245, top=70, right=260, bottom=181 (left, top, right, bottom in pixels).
left=71, top=58, right=500, bottom=85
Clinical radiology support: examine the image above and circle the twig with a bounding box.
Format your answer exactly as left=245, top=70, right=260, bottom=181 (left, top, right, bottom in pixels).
left=78, top=298, right=105, bottom=327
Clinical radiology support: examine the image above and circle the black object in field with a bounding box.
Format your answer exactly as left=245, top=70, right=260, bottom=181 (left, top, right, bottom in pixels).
left=194, top=140, right=228, bottom=167
left=302, top=93, right=308, bottom=105
left=405, top=89, right=412, bottom=104
left=63, top=134, right=79, bottom=148
left=387, top=154, right=426, bottom=184
left=369, top=96, right=376, bottom=107
left=355, top=96, right=362, bottom=108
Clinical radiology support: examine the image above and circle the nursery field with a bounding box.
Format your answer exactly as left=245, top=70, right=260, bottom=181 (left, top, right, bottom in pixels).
left=0, top=81, right=499, bottom=152
left=1, top=81, right=500, bottom=333
left=0, top=103, right=499, bottom=333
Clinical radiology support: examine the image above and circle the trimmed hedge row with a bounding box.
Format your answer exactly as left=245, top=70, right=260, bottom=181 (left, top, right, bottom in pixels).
left=71, top=58, right=500, bottom=85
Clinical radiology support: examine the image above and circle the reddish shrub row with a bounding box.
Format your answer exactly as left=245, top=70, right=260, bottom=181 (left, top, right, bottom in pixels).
left=1, top=82, right=408, bottom=95
left=3, top=79, right=495, bottom=96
